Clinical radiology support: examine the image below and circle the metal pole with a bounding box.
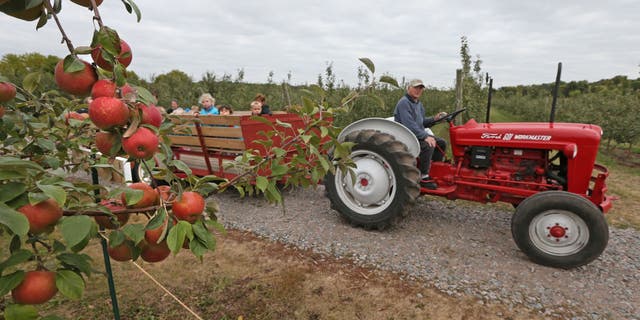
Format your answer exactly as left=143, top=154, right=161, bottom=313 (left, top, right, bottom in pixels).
left=550, top=62, right=562, bottom=123
left=91, top=165, right=121, bottom=320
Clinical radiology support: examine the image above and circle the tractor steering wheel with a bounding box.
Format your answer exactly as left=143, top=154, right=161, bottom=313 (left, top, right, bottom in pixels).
left=435, top=108, right=466, bottom=124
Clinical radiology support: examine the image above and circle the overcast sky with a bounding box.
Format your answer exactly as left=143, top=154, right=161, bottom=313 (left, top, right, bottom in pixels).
left=1, top=0, right=639, bottom=88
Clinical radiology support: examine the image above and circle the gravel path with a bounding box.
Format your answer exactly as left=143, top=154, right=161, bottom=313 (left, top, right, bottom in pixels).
left=212, top=186, right=640, bottom=320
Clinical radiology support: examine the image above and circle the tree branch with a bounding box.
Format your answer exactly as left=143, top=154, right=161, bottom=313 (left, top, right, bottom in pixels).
left=42, top=0, right=75, bottom=54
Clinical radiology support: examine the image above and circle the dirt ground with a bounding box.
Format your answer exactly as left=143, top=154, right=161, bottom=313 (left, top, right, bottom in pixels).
left=37, top=229, right=550, bottom=320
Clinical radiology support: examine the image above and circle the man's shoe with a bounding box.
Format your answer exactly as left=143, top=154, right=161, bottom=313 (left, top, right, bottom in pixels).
left=420, top=178, right=438, bottom=189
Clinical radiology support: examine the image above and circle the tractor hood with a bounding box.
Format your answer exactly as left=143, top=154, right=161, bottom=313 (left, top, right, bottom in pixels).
left=451, top=119, right=603, bottom=153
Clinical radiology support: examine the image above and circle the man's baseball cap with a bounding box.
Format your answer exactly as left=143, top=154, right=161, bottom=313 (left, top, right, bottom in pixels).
left=408, top=79, right=425, bottom=88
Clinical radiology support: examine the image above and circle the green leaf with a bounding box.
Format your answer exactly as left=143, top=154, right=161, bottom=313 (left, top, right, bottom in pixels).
left=37, top=184, right=66, bottom=207
left=301, top=134, right=312, bottom=144
left=22, top=72, right=41, bottom=93
left=275, top=119, right=292, bottom=129
left=0, top=250, right=32, bottom=275
left=62, top=55, right=86, bottom=73
left=0, top=171, right=25, bottom=180
left=320, top=126, right=329, bottom=138
left=35, top=138, right=56, bottom=151
left=56, top=253, right=93, bottom=276
left=27, top=192, right=49, bottom=205
left=55, top=270, right=85, bottom=300
left=255, top=176, right=268, bottom=192
left=379, top=75, right=399, bottom=88
left=35, top=8, right=48, bottom=29
left=73, top=46, right=93, bottom=55
left=135, top=85, right=157, bottom=106
left=270, top=163, right=288, bottom=177
left=0, top=203, right=29, bottom=237
left=108, top=230, right=126, bottom=247
left=272, top=147, right=287, bottom=158
left=3, top=303, right=39, bottom=320
left=359, top=57, right=375, bottom=74
left=0, top=182, right=27, bottom=203
left=169, top=159, right=192, bottom=176
left=265, top=182, right=282, bottom=204
left=145, top=207, right=167, bottom=231
left=166, top=221, right=192, bottom=254
left=121, top=0, right=142, bottom=22
left=96, top=26, right=120, bottom=55
left=122, top=223, right=146, bottom=244
left=0, top=270, right=25, bottom=297
left=0, top=157, right=44, bottom=172
left=319, top=156, right=331, bottom=172
left=302, top=97, right=315, bottom=114
left=60, top=215, right=93, bottom=249
left=122, top=188, right=143, bottom=206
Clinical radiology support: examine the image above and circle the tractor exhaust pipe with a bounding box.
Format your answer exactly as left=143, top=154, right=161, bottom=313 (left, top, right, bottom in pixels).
left=550, top=62, right=562, bottom=123
left=485, top=77, right=493, bottom=124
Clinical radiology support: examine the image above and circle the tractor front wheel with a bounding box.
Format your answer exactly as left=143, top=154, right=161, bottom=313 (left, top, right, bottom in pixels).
left=325, top=130, right=420, bottom=230
left=511, top=191, right=608, bottom=268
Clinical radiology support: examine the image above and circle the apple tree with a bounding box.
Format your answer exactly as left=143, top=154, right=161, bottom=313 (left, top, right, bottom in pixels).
left=0, top=0, right=371, bottom=318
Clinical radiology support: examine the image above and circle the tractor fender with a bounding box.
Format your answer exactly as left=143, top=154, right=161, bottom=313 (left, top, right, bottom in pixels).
left=338, top=117, right=420, bottom=158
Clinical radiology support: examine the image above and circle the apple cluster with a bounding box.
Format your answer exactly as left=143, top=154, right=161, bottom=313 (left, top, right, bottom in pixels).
left=105, top=184, right=207, bottom=263
left=53, top=35, right=162, bottom=161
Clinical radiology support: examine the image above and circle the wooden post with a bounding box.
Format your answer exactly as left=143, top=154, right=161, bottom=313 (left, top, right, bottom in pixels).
left=455, top=69, right=464, bottom=124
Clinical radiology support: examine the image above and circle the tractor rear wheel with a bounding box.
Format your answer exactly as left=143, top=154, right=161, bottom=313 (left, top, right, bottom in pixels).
left=325, top=130, right=420, bottom=230
left=511, top=191, right=608, bottom=268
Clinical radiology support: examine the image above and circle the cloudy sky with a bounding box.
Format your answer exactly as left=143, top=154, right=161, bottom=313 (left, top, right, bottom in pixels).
left=1, top=0, right=639, bottom=88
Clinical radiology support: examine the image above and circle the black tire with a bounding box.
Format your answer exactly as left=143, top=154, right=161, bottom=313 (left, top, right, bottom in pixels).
left=131, top=162, right=168, bottom=186
left=511, top=191, right=609, bottom=269
left=131, top=162, right=151, bottom=184
left=324, top=130, right=420, bottom=230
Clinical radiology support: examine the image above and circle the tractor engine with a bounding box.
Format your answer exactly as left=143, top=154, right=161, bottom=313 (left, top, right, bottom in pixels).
left=448, top=146, right=566, bottom=205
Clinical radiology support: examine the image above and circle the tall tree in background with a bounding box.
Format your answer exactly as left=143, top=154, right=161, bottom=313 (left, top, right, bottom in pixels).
left=149, top=69, right=196, bottom=107
left=459, top=36, right=486, bottom=121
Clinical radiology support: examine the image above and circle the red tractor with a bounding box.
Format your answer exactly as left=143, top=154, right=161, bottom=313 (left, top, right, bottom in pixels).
left=325, top=70, right=611, bottom=269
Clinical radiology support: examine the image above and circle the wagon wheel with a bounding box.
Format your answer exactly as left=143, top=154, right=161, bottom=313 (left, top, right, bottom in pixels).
left=511, top=191, right=609, bottom=268
left=324, top=130, right=420, bottom=230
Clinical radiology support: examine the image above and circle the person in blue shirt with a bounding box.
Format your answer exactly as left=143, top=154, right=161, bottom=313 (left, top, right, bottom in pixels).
left=393, top=79, right=447, bottom=189
left=198, top=93, right=219, bottom=115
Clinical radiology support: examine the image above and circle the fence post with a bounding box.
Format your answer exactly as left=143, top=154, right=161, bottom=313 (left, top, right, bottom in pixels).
left=90, top=165, right=121, bottom=320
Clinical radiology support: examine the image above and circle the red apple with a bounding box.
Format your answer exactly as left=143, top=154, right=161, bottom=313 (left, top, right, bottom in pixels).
left=92, top=39, right=133, bottom=71
left=95, top=131, right=119, bottom=156
left=172, top=191, right=205, bottom=223
left=140, top=241, right=171, bottom=262
left=89, top=97, right=130, bottom=130
left=65, top=111, right=88, bottom=124
left=120, top=83, right=135, bottom=100
left=12, top=270, right=58, bottom=305
left=122, top=127, right=159, bottom=160
left=0, top=82, right=16, bottom=102
left=18, top=199, right=63, bottom=234
left=144, top=222, right=166, bottom=245
left=121, top=182, right=159, bottom=208
left=54, top=59, right=97, bottom=96
left=108, top=242, right=133, bottom=262
left=95, top=199, right=129, bottom=229
left=0, top=106, right=5, bottom=118
left=138, top=103, right=162, bottom=128
left=91, top=79, right=117, bottom=99
left=156, top=185, right=172, bottom=202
